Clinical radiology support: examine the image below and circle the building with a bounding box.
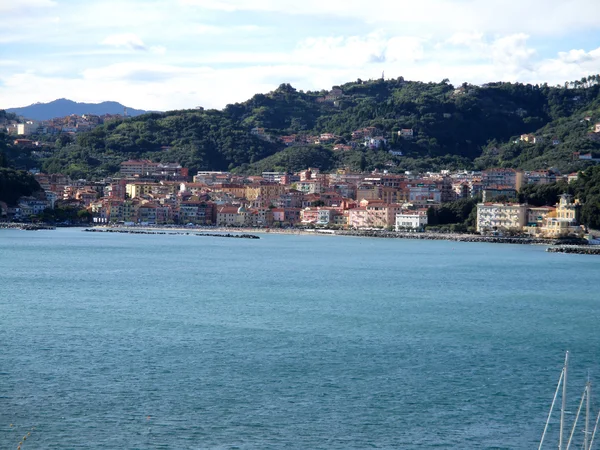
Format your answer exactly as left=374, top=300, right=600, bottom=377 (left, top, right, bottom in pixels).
left=364, top=136, right=387, bottom=149
left=216, top=205, right=243, bottom=226
left=300, top=207, right=341, bottom=226
left=525, top=206, right=555, bottom=235
left=482, top=168, right=524, bottom=191
left=482, top=186, right=517, bottom=202
left=526, top=170, right=557, bottom=185
left=126, top=182, right=160, bottom=199
left=540, top=194, right=580, bottom=237
left=395, top=211, right=428, bottom=231
left=295, top=180, right=324, bottom=195
left=261, top=172, right=287, bottom=183
left=476, top=203, right=527, bottom=233
left=520, top=134, right=537, bottom=143
left=348, top=201, right=402, bottom=229
left=16, top=121, right=39, bottom=135
left=120, top=160, right=158, bottom=177
left=245, top=183, right=287, bottom=201
left=398, top=129, right=414, bottom=139
left=408, top=184, right=441, bottom=205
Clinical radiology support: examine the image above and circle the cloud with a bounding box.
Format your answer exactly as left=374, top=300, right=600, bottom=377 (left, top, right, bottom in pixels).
left=2, top=0, right=600, bottom=112
left=101, top=33, right=147, bottom=51
left=557, top=48, right=598, bottom=64
left=190, top=23, right=264, bottom=35
left=3, top=37, right=600, bottom=111
left=491, top=33, right=536, bottom=72
left=181, top=0, right=600, bottom=36
left=0, top=0, right=56, bottom=14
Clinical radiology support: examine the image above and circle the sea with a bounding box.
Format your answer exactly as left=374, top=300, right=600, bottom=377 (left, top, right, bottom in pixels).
left=1, top=228, right=599, bottom=449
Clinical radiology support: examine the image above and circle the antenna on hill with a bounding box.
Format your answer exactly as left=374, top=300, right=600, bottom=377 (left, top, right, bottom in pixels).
left=382, top=71, right=385, bottom=80
left=123, top=106, right=128, bottom=117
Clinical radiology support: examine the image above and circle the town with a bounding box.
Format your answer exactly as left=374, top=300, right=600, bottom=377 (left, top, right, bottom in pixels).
left=0, top=158, right=586, bottom=239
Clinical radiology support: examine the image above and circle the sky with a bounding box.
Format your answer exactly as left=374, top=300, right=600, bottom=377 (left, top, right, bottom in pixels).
left=1, top=0, right=600, bottom=111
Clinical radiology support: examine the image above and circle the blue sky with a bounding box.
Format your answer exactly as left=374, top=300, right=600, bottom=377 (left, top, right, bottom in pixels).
left=1, top=0, right=600, bottom=111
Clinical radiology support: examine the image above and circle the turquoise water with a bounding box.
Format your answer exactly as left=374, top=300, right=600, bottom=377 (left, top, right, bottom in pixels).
left=1, top=228, right=599, bottom=449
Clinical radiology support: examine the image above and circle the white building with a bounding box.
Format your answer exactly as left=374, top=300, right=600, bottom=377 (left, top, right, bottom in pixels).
left=476, top=203, right=527, bottom=233
left=17, top=121, right=39, bottom=135
left=395, top=212, right=428, bottom=231
left=262, top=172, right=286, bottom=183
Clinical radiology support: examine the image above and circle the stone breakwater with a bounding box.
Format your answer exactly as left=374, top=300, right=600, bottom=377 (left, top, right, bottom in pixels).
left=335, top=230, right=587, bottom=246
left=0, top=223, right=56, bottom=230
left=546, top=245, right=600, bottom=255
left=83, top=228, right=259, bottom=239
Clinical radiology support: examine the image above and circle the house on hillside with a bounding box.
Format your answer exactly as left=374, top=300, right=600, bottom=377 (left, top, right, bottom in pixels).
left=520, top=133, right=538, bottom=144
left=398, top=129, right=414, bottom=139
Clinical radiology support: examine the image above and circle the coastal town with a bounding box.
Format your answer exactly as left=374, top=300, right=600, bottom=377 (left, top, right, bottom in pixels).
left=3, top=92, right=600, bottom=241
left=0, top=158, right=586, bottom=239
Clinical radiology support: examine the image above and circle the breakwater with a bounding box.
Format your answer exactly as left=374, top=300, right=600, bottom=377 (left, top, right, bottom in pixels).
left=83, top=228, right=259, bottom=239
left=546, top=245, right=600, bottom=255
left=335, top=230, right=586, bottom=246
left=0, top=222, right=56, bottom=231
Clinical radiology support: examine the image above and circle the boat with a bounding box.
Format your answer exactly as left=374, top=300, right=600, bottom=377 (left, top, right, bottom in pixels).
left=539, top=351, right=600, bottom=449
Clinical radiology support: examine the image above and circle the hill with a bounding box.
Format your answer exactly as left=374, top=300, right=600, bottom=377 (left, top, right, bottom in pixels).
left=5, top=98, right=150, bottom=121
left=10, top=75, right=600, bottom=178
left=0, top=131, right=43, bottom=205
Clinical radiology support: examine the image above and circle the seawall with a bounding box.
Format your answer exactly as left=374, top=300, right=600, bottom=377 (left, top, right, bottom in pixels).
left=546, top=245, right=600, bottom=255
left=335, top=230, right=586, bottom=246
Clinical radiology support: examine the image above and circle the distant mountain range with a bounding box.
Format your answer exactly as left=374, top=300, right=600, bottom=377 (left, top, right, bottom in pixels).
left=5, top=98, right=151, bottom=121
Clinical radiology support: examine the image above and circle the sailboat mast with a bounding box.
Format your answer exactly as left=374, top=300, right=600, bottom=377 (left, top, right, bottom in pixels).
left=585, top=380, right=591, bottom=450
left=559, top=351, right=569, bottom=450
left=589, top=409, right=600, bottom=449
left=539, top=367, right=565, bottom=450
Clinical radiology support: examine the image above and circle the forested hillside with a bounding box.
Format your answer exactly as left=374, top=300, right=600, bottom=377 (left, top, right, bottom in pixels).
left=0, top=132, right=43, bottom=205
left=7, top=75, right=600, bottom=178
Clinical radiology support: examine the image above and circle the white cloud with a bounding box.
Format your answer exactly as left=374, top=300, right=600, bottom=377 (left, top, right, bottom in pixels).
left=3, top=41, right=599, bottom=112
left=181, top=0, right=600, bottom=36
left=491, top=33, right=536, bottom=72
left=101, top=33, right=147, bottom=51
left=2, top=0, right=600, bottom=111
left=0, top=0, right=56, bottom=14
left=444, top=32, right=484, bottom=47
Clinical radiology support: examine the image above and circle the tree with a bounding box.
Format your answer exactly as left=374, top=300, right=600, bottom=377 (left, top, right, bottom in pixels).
left=77, top=209, right=93, bottom=223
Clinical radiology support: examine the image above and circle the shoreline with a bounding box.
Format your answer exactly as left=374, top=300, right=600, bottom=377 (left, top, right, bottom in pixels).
left=90, top=224, right=587, bottom=247
left=5, top=222, right=597, bottom=253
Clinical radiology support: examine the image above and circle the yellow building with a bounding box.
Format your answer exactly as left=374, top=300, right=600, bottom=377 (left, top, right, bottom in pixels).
left=218, top=184, right=247, bottom=199
left=126, top=183, right=159, bottom=199
left=245, top=183, right=287, bottom=201
left=541, top=194, right=581, bottom=237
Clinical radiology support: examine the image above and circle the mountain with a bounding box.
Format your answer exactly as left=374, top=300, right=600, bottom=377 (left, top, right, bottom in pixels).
left=7, top=75, right=600, bottom=179
left=5, top=98, right=151, bottom=121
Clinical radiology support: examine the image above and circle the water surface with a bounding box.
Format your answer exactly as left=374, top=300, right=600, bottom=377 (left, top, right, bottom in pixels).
left=1, top=228, right=599, bottom=449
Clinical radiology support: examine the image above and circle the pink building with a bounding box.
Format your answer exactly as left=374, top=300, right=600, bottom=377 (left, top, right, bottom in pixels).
left=348, top=201, right=402, bottom=229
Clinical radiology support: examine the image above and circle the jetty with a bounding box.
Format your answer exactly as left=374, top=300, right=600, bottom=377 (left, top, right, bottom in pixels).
left=0, top=223, right=56, bottom=231
left=546, top=245, right=600, bottom=255
left=336, top=230, right=586, bottom=246
left=83, top=228, right=259, bottom=239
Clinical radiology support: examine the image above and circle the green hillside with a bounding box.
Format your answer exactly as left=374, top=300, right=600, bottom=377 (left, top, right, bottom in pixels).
left=7, top=75, right=600, bottom=178
left=0, top=132, right=43, bottom=205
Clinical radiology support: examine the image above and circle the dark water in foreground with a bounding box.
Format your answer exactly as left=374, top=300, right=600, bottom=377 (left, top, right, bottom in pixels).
left=1, top=228, right=599, bottom=449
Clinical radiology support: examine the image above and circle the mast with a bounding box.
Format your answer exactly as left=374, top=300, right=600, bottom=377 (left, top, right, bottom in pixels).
left=566, top=386, right=586, bottom=450
left=560, top=351, right=569, bottom=450
left=585, top=379, right=591, bottom=450
left=539, top=365, right=565, bottom=450
left=589, top=409, right=600, bottom=449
